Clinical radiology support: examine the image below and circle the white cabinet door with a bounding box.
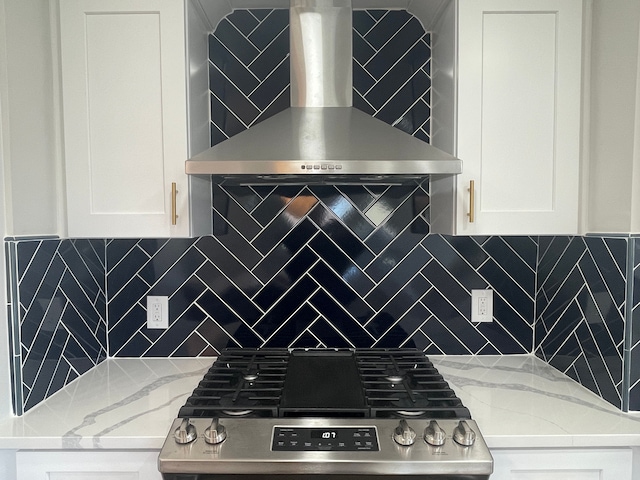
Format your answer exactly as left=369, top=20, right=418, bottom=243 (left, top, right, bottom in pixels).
left=59, top=0, right=190, bottom=237
left=447, top=0, right=583, bottom=235
left=16, top=450, right=161, bottom=480
left=491, top=448, right=633, bottom=480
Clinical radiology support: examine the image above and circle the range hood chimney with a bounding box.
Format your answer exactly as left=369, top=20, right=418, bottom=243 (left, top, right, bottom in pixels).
left=186, top=0, right=462, bottom=185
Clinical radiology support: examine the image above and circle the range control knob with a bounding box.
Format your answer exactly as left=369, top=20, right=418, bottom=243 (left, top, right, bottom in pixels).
left=204, top=418, right=227, bottom=444
left=453, top=420, right=476, bottom=446
left=424, top=420, right=446, bottom=446
left=393, top=419, right=417, bottom=446
left=174, top=418, right=197, bottom=444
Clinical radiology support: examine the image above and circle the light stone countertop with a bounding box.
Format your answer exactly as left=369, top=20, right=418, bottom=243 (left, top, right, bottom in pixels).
left=430, top=355, right=640, bottom=448
left=0, top=355, right=639, bottom=451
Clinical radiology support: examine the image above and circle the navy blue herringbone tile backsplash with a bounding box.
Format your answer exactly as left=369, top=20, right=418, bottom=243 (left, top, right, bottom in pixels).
left=6, top=239, right=107, bottom=415
left=107, top=188, right=536, bottom=356
left=535, top=236, right=628, bottom=408
left=630, top=239, right=640, bottom=410
left=210, top=9, right=432, bottom=143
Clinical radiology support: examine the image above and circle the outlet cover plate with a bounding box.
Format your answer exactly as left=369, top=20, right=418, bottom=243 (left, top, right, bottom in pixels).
left=471, top=289, right=493, bottom=323
left=147, top=296, right=169, bottom=329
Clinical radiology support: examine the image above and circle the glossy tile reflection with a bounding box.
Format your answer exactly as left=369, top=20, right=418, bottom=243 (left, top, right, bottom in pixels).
left=6, top=238, right=107, bottom=414
left=536, top=236, right=627, bottom=409
left=106, top=184, right=535, bottom=357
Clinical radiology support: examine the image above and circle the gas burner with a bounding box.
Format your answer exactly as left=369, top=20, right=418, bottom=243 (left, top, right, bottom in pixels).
left=243, top=369, right=259, bottom=382
left=384, top=371, right=406, bottom=384
left=395, top=409, right=427, bottom=417
left=221, top=409, right=254, bottom=417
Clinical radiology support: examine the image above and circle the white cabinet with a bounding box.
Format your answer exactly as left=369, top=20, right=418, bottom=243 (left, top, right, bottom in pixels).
left=59, top=0, right=190, bottom=237
left=491, top=448, right=633, bottom=480
left=431, top=0, right=584, bottom=235
left=16, top=450, right=161, bottom=480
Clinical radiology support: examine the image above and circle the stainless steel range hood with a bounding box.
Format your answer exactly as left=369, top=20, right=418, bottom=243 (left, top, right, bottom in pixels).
left=186, top=0, right=462, bottom=185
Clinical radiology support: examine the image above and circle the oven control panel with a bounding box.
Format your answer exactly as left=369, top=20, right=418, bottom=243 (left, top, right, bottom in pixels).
left=272, top=426, right=379, bottom=451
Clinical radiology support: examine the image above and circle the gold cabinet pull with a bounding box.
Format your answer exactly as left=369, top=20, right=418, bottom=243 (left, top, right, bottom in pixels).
left=467, top=180, right=475, bottom=223
left=171, top=182, right=178, bottom=225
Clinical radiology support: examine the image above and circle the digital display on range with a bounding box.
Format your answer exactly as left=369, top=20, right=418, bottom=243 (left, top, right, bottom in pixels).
left=273, top=427, right=378, bottom=451
left=310, top=430, right=338, bottom=439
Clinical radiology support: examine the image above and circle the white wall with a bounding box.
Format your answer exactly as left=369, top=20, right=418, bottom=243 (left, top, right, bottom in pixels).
left=0, top=0, right=62, bottom=237
left=587, top=0, right=640, bottom=233
left=0, top=0, right=15, bottom=421
left=0, top=0, right=64, bottom=421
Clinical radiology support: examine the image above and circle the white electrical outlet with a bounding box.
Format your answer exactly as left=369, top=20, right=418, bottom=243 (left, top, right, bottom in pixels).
left=147, top=296, right=169, bottom=329
left=471, top=289, right=493, bottom=322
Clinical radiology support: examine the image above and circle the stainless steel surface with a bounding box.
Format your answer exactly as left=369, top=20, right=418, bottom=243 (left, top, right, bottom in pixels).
left=204, top=418, right=227, bottom=445
left=424, top=420, right=446, bottom=447
left=158, top=417, right=493, bottom=476
left=174, top=418, right=197, bottom=445
left=290, top=0, right=352, bottom=108
left=393, top=419, right=417, bottom=446
left=185, top=0, right=462, bottom=182
left=453, top=420, right=477, bottom=447
left=186, top=108, right=461, bottom=177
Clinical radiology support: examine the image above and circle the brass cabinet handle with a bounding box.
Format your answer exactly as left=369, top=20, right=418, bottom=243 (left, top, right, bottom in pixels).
left=171, top=182, right=178, bottom=225
left=467, top=180, right=475, bottom=223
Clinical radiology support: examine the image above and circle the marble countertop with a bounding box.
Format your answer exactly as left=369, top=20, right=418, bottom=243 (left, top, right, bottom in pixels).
left=0, top=354, right=639, bottom=450
left=430, top=355, right=640, bottom=448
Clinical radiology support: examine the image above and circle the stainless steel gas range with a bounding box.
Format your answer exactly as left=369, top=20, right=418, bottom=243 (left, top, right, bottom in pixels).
left=158, top=348, right=493, bottom=479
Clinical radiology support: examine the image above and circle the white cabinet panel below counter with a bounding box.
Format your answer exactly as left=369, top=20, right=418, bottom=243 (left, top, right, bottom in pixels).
left=16, top=450, right=161, bottom=480
left=491, top=448, right=633, bottom=480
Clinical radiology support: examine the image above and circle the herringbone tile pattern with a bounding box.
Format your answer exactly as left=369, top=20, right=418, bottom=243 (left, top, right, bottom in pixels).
left=209, top=9, right=290, bottom=145
left=6, top=239, right=107, bottom=414
left=107, top=184, right=535, bottom=357
left=630, top=238, right=640, bottom=410
left=535, top=236, right=627, bottom=408
left=353, top=10, right=432, bottom=141
left=209, top=9, right=432, bottom=145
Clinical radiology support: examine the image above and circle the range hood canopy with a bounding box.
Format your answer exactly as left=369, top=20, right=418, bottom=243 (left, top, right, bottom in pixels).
left=187, top=0, right=461, bottom=185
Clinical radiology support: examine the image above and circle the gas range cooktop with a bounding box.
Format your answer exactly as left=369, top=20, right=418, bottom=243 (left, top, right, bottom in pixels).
left=178, top=348, right=471, bottom=419
left=158, top=348, right=493, bottom=480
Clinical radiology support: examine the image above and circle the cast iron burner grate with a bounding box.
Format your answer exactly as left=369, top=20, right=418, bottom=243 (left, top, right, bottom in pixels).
left=178, top=349, right=288, bottom=418
left=178, top=348, right=470, bottom=420
left=355, top=349, right=471, bottom=419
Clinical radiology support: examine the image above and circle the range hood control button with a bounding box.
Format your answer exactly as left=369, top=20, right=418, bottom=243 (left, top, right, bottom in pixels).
left=393, top=419, right=416, bottom=446
left=204, top=418, right=227, bottom=445
left=453, top=420, right=476, bottom=446
left=424, top=420, right=446, bottom=446
left=174, top=418, right=197, bottom=444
